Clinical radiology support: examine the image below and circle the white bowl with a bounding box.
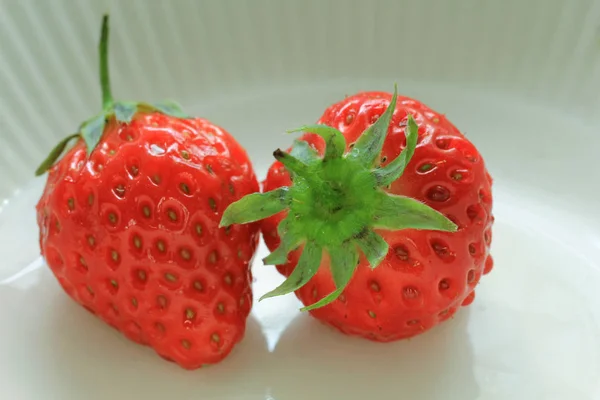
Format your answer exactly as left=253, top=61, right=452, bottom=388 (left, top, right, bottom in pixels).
left=1, top=0, right=599, bottom=399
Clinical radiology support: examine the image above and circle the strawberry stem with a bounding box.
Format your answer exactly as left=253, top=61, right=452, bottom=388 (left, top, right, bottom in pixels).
left=34, top=14, right=190, bottom=176
left=99, top=14, right=113, bottom=110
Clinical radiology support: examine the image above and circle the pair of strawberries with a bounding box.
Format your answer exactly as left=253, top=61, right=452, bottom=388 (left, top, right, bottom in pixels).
left=36, top=16, right=493, bottom=370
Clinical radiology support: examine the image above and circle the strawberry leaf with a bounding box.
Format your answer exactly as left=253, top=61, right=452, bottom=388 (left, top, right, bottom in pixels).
left=373, top=194, right=458, bottom=232
left=347, top=85, right=398, bottom=167
left=153, top=100, right=188, bottom=119
left=273, top=149, right=311, bottom=178
left=81, top=114, right=106, bottom=155
left=288, top=124, right=346, bottom=161
left=34, top=133, right=80, bottom=176
left=220, top=188, right=290, bottom=227
left=353, top=229, right=388, bottom=270
left=301, top=242, right=359, bottom=311
left=289, top=140, right=320, bottom=166
left=263, top=218, right=304, bottom=265
left=114, top=101, right=137, bottom=123
left=260, top=241, right=322, bottom=300
left=263, top=232, right=303, bottom=265
left=372, top=114, right=419, bottom=186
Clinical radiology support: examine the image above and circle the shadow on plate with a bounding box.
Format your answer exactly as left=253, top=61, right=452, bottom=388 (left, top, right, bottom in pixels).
left=268, top=309, right=480, bottom=400
left=3, top=268, right=270, bottom=400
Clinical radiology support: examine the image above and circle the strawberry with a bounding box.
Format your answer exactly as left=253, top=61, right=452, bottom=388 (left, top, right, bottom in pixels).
left=221, top=86, right=493, bottom=342
left=35, top=15, right=259, bottom=369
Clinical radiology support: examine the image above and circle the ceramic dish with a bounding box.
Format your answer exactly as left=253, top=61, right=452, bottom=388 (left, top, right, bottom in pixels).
left=1, top=1, right=599, bottom=399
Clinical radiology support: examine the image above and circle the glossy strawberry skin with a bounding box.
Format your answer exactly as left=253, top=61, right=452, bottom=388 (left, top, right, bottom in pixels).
left=36, top=112, right=260, bottom=369
left=262, top=91, right=494, bottom=341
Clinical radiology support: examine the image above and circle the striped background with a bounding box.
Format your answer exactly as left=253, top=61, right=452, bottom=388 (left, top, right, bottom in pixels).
left=1, top=0, right=599, bottom=200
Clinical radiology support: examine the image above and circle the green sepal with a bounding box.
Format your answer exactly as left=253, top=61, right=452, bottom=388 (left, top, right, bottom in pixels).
left=347, top=84, right=398, bottom=167
left=301, top=241, right=359, bottom=311
left=289, top=140, right=320, bottom=166
left=373, top=193, right=458, bottom=232
left=34, top=133, right=80, bottom=176
left=288, top=125, right=346, bottom=161
left=219, top=188, right=290, bottom=227
left=263, top=217, right=304, bottom=265
left=273, top=149, right=310, bottom=177
left=113, top=101, right=137, bottom=123
left=260, top=241, right=323, bottom=300
left=372, top=114, right=419, bottom=186
left=354, top=229, right=388, bottom=270
left=263, top=233, right=303, bottom=265
left=152, top=99, right=189, bottom=119
left=80, top=114, right=107, bottom=155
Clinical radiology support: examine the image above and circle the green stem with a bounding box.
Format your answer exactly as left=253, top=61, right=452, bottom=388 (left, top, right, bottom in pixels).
left=34, top=14, right=191, bottom=177
left=99, top=14, right=113, bottom=110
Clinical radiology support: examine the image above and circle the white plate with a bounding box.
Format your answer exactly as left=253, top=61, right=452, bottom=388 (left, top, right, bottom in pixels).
left=1, top=82, right=600, bottom=400
left=2, top=1, right=600, bottom=399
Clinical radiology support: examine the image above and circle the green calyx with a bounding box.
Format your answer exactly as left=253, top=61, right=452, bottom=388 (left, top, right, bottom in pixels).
left=220, top=85, right=458, bottom=311
left=35, top=15, right=188, bottom=176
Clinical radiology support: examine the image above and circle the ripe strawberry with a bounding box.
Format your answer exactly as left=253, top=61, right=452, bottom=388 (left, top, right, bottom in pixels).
left=222, top=86, right=493, bottom=342
left=35, top=16, right=259, bottom=369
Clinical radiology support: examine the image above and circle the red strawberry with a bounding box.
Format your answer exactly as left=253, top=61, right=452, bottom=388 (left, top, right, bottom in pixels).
left=35, top=15, right=259, bottom=369
left=221, top=86, right=493, bottom=342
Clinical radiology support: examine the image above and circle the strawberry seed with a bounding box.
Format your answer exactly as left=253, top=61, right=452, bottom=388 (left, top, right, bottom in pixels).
left=133, top=235, right=142, bottom=249
left=209, top=198, right=217, bottom=211
left=157, top=295, right=167, bottom=309
left=345, top=113, right=354, bottom=125
left=185, top=308, right=196, bottom=320
left=439, top=279, right=450, bottom=291
left=137, top=269, right=147, bottom=282
left=467, top=269, right=476, bottom=284
left=113, top=184, right=125, bottom=198
left=179, top=248, right=191, bottom=261
left=469, top=243, right=477, bottom=255
left=426, top=185, right=450, bottom=202
left=211, top=333, right=221, bottom=344
left=370, top=281, right=380, bottom=292
left=179, top=183, right=190, bottom=195
left=193, top=280, right=204, bottom=292
left=402, top=286, right=420, bottom=300
left=394, top=245, right=409, bottom=261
